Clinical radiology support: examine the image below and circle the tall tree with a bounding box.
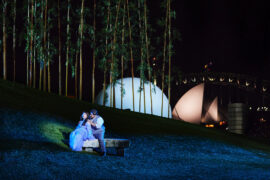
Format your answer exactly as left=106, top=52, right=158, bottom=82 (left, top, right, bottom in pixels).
left=65, top=0, right=71, bottom=96
left=58, top=0, right=62, bottom=95
left=26, top=0, right=30, bottom=85
left=47, top=21, right=51, bottom=92
left=29, top=0, right=34, bottom=86
left=144, top=0, right=153, bottom=114
left=79, top=0, right=85, bottom=100
left=110, top=0, right=121, bottom=108
left=167, top=0, right=171, bottom=118
left=2, top=0, right=7, bottom=80
left=39, top=0, right=44, bottom=90
left=126, top=0, right=135, bottom=111
left=47, top=8, right=52, bottom=93
left=138, top=0, right=146, bottom=113
left=102, top=0, right=111, bottom=106
left=91, top=0, right=96, bottom=103
left=33, top=0, right=37, bottom=88
left=161, top=0, right=169, bottom=117
left=43, top=0, right=48, bottom=91
left=75, top=49, right=78, bottom=98
left=120, top=2, right=126, bottom=109
left=13, top=0, right=16, bottom=81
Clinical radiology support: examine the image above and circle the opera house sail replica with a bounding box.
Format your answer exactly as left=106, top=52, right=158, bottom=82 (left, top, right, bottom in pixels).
left=172, top=83, right=220, bottom=124
left=96, top=77, right=172, bottom=118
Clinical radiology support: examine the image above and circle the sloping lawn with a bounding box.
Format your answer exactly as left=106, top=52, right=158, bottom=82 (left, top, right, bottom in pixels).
left=1, top=80, right=270, bottom=179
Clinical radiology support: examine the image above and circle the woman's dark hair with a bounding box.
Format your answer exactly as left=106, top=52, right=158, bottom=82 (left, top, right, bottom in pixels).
left=81, top=112, right=90, bottom=126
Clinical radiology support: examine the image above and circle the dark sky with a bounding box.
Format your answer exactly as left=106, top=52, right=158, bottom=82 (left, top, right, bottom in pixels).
left=171, top=0, right=270, bottom=78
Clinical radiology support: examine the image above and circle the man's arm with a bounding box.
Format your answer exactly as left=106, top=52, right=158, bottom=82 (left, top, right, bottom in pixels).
left=91, top=117, right=104, bottom=129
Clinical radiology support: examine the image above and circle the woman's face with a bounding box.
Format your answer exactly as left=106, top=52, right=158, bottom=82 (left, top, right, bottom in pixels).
left=82, top=113, right=88, bottom=119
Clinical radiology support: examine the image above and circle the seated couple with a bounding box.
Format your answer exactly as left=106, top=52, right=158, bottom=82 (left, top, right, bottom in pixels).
left=69, top=109, right=106, bottom=156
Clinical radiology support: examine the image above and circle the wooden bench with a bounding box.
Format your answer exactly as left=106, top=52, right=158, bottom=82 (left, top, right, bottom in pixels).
left=83, top=138, right=130, bottom=156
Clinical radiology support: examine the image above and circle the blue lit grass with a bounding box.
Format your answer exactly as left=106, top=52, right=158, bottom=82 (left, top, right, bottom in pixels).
left=1, top=79, right=270, bottom=179
left=1, top=109, right=270, bottom=179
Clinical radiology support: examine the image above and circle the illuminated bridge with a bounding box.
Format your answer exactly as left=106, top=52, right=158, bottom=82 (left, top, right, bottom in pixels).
left=173, top=72, right=270, bottom=104
left=171, top=72, right=270, bottom=136
left=176, top=72, right=269, bottom=95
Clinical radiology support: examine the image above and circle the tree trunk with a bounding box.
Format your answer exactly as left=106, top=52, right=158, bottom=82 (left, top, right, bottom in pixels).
left=111, top=0, right=121, bottom=108
left=13, top=0, right=16, bottom=81
left=2, top=1, right=7, bottom=80
left=75, top=50, right=78, bottom=98
left=26, top=0, right=30, bottom=85
left=39, top=65, right=42, bottom=90
left=126, top=0, right=135, bottom=111
left=138, top=0, right=145, bottom=113
left=121, top=3, right=126, bottom=110
left=58, top=0, right=62, bottom=95
left=79, top=0, right=85, bottom=100
left=103, top=0, right=111, bottom=106
left=39, top=0, right=44, bottom=90
left=29, top=0, right=34, bottom=87
left=65, top=0, right=70, bottom=96
left=161, top=0, right=169, bottom=117
left=33, top=0, right=36, bottom=88
left=167, top=0, right=171, bottom=118
left=43, top=0, right=48, bottom=91
left=144, top=0, right=153, bottom=114
left=47, top=16, right=51, bottom=93
left=92, top=0, right=96, bottom=103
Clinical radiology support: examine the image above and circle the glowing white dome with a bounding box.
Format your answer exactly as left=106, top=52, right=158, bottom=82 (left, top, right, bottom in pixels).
left=96, top=77, right=172, bottom=118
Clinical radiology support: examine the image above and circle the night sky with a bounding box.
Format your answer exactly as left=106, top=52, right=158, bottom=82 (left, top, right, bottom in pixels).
left=171, top=0, right=270, bottom=78
left=1, top=0, right=270, bottom=98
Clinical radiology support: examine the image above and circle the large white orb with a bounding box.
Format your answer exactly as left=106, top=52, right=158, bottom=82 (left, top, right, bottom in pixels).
left=96, top=77, right=172, bottom=118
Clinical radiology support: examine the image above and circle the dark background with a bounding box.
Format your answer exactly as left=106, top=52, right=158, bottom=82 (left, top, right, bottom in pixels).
left=1, top=0, right=270, bottom=102
left=172, top=0, right=270, bottom=77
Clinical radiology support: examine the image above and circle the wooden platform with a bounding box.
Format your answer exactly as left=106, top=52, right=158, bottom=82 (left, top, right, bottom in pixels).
left=83, top=138, right=130, bottom=156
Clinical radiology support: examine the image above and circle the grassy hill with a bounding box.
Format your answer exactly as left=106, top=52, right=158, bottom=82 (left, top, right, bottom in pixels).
left=1, top=79, right=270, bottom=179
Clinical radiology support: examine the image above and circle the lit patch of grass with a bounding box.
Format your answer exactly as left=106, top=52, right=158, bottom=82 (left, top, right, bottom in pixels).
left=39, top=121, right=73, bottom=149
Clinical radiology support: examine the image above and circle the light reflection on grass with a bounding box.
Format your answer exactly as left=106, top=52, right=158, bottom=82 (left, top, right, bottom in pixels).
left=39, top=121, right=73, bottom=149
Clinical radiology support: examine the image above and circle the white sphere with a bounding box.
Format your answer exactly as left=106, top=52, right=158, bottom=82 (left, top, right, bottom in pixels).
left=95, top=77, right=172, bottom=118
